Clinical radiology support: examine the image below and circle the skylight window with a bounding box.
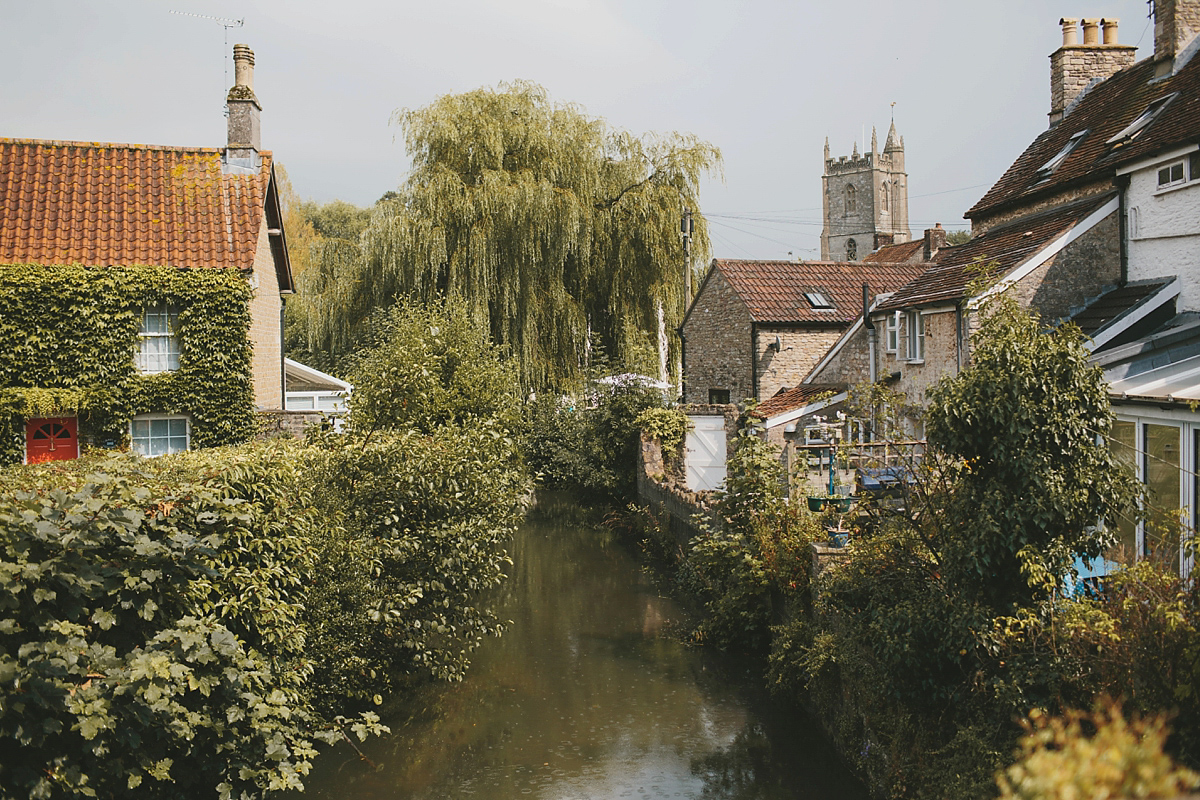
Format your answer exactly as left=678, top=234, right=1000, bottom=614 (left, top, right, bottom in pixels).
left=1106, top=94, right=1178, bottom=148
left=804, top=290, right=835, bottom=310
left=1035, top=129, right=1088, bottom=181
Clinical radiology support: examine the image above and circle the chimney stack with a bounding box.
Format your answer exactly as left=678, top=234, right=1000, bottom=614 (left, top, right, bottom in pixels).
left=1049, top=17, right=1137, bottom=126
left=226, top=44, right=261, bottom=167
left=1154, top=0, right=1200, bottom=75
left=923, top=224, right=946, bottom=262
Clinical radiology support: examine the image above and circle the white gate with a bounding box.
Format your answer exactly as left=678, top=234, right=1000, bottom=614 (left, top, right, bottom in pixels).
left=686, top=415, right=727, bottom=492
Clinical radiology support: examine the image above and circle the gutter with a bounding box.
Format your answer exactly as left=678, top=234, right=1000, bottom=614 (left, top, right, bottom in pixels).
left=862, top=282, right=877, bottom=384
left=751, top=321, right=759, bottom=401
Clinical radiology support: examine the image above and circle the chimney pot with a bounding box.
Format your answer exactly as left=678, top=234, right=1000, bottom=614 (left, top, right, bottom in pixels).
left=1060, top=17, right=1080, bottom=46
left=233, top=43, right=255, bottom=91
left=1101, top=18, right=1119, bottom=44
left=1082, top=18, right=1101, bottom=45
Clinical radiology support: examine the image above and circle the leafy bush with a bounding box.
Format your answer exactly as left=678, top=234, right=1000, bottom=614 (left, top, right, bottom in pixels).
left=997, top=701, right=1200, bottom=800
left=0, top=446, right=385, bottom=800
left=521, top=381, right=665, bottom=500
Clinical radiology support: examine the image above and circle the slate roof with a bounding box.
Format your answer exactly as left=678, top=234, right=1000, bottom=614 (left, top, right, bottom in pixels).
left=877, top=194, right=1113, bottom=312
left=0, top=138, right=278, bottom=272
left=705, top=259, right=927, bottom=325
left=862, top=239, right=924, bottom=264
left=968, top=51, right=1200, bottom=220
left=753, top=384, right=845, bottom=420
left=1071, top=279, right=1174, bottom=337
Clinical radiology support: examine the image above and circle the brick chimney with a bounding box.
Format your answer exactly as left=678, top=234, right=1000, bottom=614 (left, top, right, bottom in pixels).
left=1049, top=17, right=1137, bottom=125
left=923, top=224, right=947, bottom=262
left=226, top=44, right=261, bottom=167
left=1154, top=0, right=1200, bottom=76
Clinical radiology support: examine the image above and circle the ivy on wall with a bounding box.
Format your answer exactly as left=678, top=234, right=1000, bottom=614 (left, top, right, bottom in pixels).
left=0, top=263, right=256, bottom=464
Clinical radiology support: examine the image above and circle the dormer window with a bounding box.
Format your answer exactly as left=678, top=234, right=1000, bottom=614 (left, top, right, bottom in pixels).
left=1035, top=129, right=1088, bottom=181
left=804, top=290, right=835, bottom=310
left=1107, top=94, right=1178, bottom=148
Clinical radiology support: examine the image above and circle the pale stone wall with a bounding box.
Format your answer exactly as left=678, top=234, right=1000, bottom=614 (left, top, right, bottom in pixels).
left=808, top=324, right=872, bottom=386
left=756, top=327, right=844, bottom=400
left=971, top=180, right=1114, bottom=233
left=1050, top=44, right=1137, bottom=121
left=247, top=221, right=284, bottom=410
left=1127, top=161, right=1200, bottom=310
left=682, top=270, right=752, bottom=404
left=1013, top=209, right=1122, bottom=320
left=885, top=310, right=960, bottom=409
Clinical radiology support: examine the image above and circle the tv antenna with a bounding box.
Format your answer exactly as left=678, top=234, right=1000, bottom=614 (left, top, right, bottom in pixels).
left=170, top=10, right=245, bottom=113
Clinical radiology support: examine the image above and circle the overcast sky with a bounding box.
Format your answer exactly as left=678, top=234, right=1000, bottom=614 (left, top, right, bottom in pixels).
left=3, top=0, right=1157, bottom=259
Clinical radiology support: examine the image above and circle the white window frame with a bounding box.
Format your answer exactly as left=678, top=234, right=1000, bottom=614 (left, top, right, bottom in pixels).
left=905, top=311, right=925, bottom=363
left=885, top=312, right=900, bottom=354
left=130, top=414, right=190, bottom=457
left=137, top=304, right=180, bottom=374
left=1157, top=159, right=1187, bottom=189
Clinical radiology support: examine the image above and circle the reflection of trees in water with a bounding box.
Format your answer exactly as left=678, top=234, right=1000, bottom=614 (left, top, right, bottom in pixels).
left=691, top=724, right=792, bottom=800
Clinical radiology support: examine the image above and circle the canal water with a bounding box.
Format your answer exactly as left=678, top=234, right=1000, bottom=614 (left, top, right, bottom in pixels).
left=302, top=493, right=867, bottom=800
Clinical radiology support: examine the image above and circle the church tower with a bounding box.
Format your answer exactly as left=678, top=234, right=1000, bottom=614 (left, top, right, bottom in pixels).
left=820, top=121, right=911, bottom=261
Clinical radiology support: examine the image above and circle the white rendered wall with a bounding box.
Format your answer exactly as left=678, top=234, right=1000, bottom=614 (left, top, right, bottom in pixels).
left=1126, top=161, right=1200, bottom=311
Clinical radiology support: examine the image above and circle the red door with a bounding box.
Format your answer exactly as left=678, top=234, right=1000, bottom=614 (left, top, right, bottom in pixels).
left=26, top=417, right=79, bottom=463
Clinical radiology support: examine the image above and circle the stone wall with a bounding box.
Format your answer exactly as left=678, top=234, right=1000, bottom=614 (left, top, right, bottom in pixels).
left=257, top=410, right=326, bottom=440
left=756, top=326, right=845, bottom=400
left=1019, top=209, right=1122, bottom=320
left=809, top=324, right=872, bottom=386
left=637, top=432, right=722, bottom=545
left=683, top=269, right=753, bottom=404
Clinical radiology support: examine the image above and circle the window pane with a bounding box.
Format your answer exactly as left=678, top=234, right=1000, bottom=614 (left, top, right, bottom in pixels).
left=1144, top=423, right=1181, bottom=573
left=290, top=395, right=315, bottom=410
left=1109, top=420, right=1138, bottom=562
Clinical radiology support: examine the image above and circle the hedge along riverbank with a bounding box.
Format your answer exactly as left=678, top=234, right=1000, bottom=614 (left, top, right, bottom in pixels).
left=0, top=425, right=528, bottom=799
left=636, top=298, right=1200, bottom=799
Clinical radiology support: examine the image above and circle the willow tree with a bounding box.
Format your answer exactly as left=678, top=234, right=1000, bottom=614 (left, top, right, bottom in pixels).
left=293, top=81, right=721, bottom=390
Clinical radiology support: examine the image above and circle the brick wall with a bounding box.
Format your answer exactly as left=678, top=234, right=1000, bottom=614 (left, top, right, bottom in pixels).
left=247, top=221, right=284, bottom=410
left=683, top=269, right=753, bottom=404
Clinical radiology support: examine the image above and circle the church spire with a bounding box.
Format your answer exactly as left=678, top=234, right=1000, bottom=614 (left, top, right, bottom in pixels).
left=884, top=120, right=902, bottom=152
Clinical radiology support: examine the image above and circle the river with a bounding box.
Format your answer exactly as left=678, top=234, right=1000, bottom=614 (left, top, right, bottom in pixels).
left=301, top=493, right=867, bottom=799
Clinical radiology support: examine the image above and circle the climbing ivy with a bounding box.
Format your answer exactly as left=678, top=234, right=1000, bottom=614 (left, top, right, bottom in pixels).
left=0, top=264, right=257, bottom=464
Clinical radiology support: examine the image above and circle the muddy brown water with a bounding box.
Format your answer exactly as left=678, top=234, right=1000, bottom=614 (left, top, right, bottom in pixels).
left=301, top=493, right=868, bottom=800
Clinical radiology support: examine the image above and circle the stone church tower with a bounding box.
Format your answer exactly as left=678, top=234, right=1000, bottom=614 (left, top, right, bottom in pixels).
left=820, top=122, right=911, bottom=261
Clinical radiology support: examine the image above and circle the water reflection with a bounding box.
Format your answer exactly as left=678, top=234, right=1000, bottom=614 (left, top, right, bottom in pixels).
left=301, top=493, right=865, bottom=800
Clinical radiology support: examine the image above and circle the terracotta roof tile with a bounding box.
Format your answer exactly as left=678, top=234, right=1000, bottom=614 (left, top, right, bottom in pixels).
left=862, top=239, right=924, bottom=264
left=878, top=194, right=1113, bottom=312
left=754, top=384, right=845, bottom=419
left=0, top=138, right=273, bottom=270
left=968, top=53, right=1200, bottom=220
left=710, top=259, right=927, bottom=325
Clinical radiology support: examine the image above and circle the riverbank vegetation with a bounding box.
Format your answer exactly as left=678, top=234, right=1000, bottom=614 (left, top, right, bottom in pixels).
left=0, top=301, right=528, bottom=799
left=637, top=298, right=1200, bottom=799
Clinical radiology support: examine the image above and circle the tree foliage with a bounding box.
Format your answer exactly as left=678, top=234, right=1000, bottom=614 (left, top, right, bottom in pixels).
left=925, top=296, right=1137, bottom=610
left=291, top=81, right=721, bottom=389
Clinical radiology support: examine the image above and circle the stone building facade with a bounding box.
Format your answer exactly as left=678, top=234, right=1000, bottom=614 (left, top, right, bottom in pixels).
left=681, top=258, right=925, bottom=405
left=820, top=122, right=911, bottom=261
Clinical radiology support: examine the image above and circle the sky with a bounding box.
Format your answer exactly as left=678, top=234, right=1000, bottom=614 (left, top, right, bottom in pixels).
left=2, top=0, right=1158, bottom=260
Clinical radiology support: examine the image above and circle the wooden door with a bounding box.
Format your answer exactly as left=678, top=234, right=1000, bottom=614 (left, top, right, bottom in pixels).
left=26, top=417, right=79, bottom=463
left=685, top=415, right=727, bottom=491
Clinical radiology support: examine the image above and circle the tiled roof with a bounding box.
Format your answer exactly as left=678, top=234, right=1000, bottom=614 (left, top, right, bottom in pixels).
left=968, top=52, right=1200, bottom=220
left=862, top=239, right=924, bottom=264
left=0, top=138, right=274, bottom=270
left=753, top=384, right=845, bottom=419
left=877, top=194, right=1112, bottom=312
left=710, top=259, right=927, bottom=325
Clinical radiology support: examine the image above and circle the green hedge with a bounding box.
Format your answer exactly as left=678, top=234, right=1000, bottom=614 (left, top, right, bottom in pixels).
left=0, top=263, right=257, bottom=464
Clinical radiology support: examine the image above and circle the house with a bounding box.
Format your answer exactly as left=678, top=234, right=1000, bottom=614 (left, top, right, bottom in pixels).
left=809, top=5, right=1200, bottom=575
left=680, top=258, right=925, bottom=407
left=0, top=44, right=295, bottom=464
